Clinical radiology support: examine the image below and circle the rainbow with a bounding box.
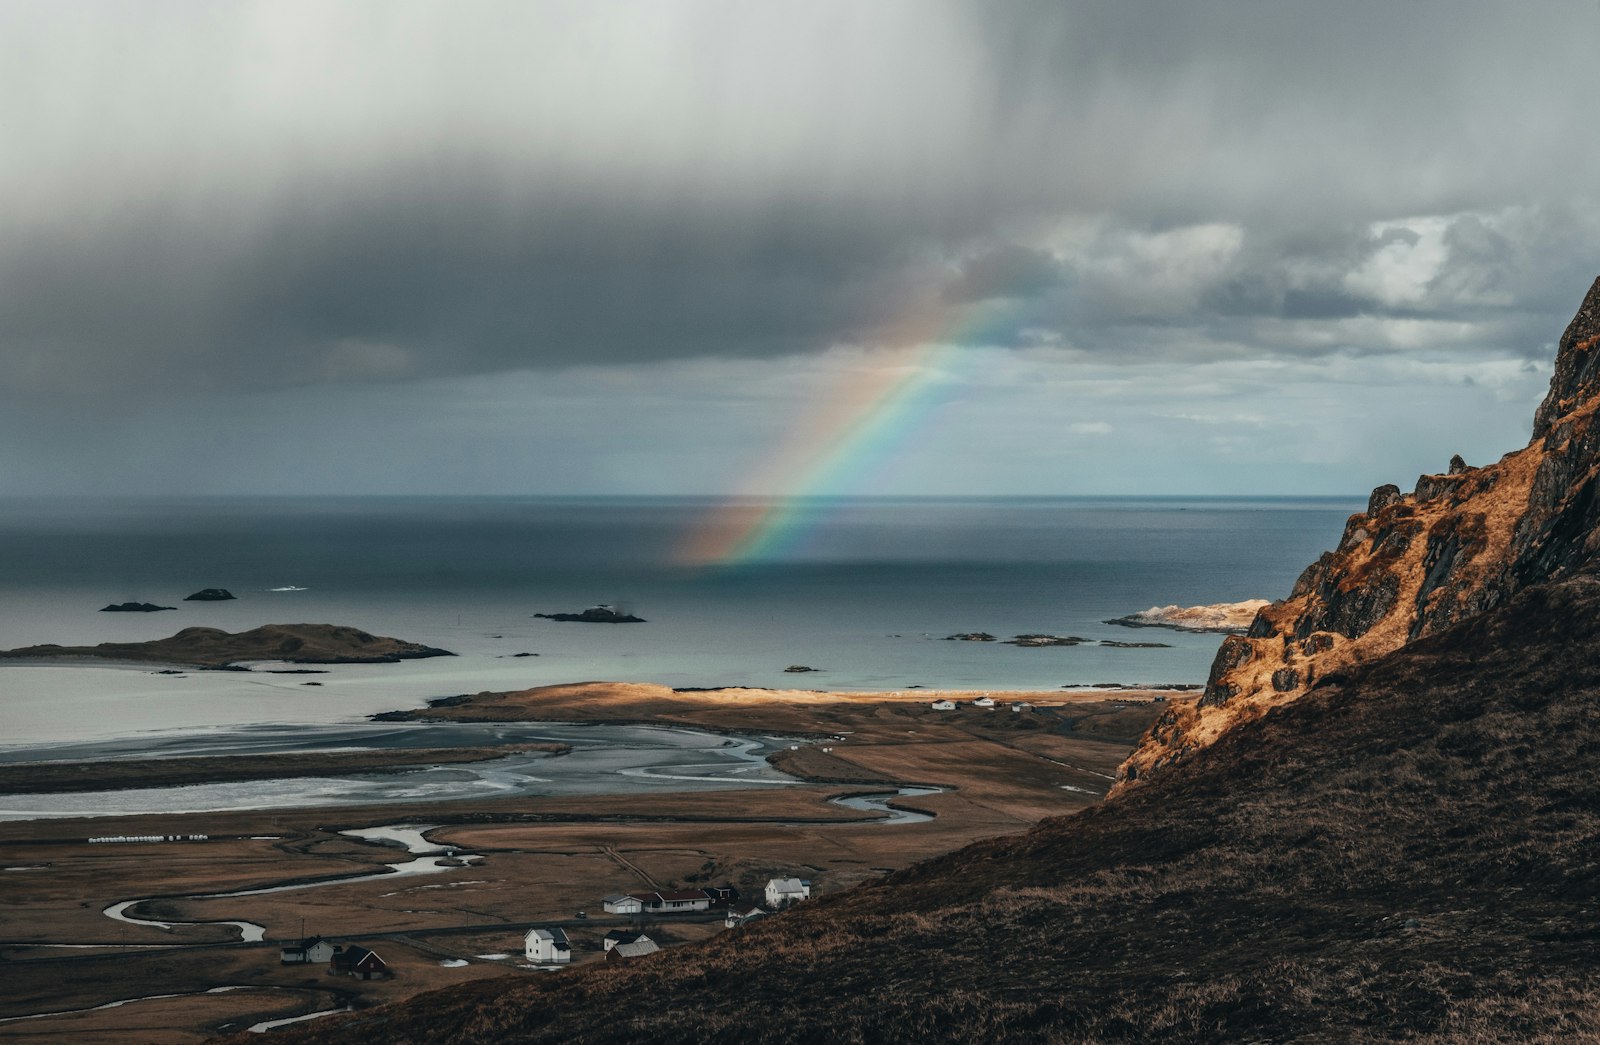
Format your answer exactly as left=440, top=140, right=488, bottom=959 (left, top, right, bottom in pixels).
left=675, top=294, right=1021, bottom=567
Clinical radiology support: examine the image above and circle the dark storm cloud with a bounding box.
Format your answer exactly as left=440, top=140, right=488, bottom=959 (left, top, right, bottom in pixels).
left=2, top=0, right=1598, bottom=417
left=943, top=245, right=1066, bottom=304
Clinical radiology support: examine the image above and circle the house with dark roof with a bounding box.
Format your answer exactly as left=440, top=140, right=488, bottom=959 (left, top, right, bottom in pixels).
left=329, top=944, right=391, bottom=980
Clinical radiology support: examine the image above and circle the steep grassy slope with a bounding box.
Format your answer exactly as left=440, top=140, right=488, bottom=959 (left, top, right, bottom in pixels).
left=266, top=570, right=1600, bottom=1044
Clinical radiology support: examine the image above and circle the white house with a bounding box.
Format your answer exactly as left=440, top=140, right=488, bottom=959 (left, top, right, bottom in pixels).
left=764, top=877, right=811, bottom=907
left=972, top=696, right=996, bottom=708
left=524, top=927, right=571, bottom=964
left=602, top=893, right=644, bottom=915
left=1010, top=701, right=1032, bottom=713
left=279, top=936, right=336, bottom=965
left=930, top=699, right=957, bottom=711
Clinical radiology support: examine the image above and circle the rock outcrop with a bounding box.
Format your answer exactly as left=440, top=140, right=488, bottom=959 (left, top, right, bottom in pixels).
left=533, top=606, right=645, bottom=623
left=1118, top=275, right=1600, bottom=789
left=1104, top=600, right=1270, bottom=634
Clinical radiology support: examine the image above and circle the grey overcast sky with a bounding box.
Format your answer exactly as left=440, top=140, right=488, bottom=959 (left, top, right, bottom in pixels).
left=4, top=0, right=1599, bottom=496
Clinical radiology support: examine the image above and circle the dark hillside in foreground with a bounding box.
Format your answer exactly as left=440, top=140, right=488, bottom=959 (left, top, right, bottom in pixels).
left=264, top=571, right=1600, bottom=1043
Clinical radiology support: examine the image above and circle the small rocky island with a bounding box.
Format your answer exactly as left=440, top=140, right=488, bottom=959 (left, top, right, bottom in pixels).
left=1104, top=600, right=1270, bottom=634
left=533, top=606, right=646, bottom=623
left=0, top=624, right=455, bottom=668
left=1004, top=634, right=1091, bottom=647
left=183, top=588, right=236, bottom=601
left=100, top=601, right=175, bottom=613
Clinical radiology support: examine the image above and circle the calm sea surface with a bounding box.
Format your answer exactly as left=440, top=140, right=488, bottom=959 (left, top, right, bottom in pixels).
left=0, top=496, right=1360, bottom=746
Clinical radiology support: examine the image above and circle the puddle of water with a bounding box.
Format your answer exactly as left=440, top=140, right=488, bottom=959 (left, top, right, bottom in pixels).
left=342, top=824, right=442, bottom=854
left=248, top=1006, right=350, bottom=1034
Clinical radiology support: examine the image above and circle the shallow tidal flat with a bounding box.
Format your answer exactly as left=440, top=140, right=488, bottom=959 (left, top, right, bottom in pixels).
left=0, top=746, right=565, bottom=795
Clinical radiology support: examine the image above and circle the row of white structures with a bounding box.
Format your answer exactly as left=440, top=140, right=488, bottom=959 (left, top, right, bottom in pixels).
left=931, top=697, right=1033, bottom=711
left=523, top=878, right=814, bottom=965
left=599, top=878, right=810, bottom=916
left=525, top=927, right=659, bottom=963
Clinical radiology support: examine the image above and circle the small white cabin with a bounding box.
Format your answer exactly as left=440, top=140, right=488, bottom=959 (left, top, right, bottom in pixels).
left=602, top=893, right=644, bottom=915
left=524, top=927, right=571, bottom=964
left=972, top=696, right=995, bottom=708
left=1011, top=701, right=1033, bottom=713
left=764, top=877, right=811, bottom=908
left=930, top=699, right=957, bottom=711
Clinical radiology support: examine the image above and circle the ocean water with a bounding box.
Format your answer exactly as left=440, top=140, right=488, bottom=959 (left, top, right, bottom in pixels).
left=0, top=496, right=1360, bottom=746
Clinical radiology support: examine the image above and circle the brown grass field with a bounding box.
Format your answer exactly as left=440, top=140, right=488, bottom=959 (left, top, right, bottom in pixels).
left=0, top=683, right=1178, bottom=1041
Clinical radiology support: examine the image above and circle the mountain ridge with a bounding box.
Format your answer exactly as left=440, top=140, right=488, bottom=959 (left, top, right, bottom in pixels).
left=1118, top=275, right=1600, bottom=789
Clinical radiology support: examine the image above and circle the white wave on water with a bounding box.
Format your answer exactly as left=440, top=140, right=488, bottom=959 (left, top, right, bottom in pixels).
left=266, top=585, right=309, bottom=591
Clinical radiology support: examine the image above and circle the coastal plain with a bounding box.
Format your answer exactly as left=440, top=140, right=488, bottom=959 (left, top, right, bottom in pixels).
left=0, top=681, right=1180, bottom=1040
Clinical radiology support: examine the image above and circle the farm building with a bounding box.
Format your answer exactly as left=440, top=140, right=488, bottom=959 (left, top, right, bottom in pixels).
left=972, top=696, right=995, bottom=708
left=524, top=927, right=571, bottom=964
left=930, top=699, right=957, bottom=711
left=604, top=932, right=660, bottom=961
left=603, top=929, right=656, bottom=952
left=602, top=893, right=644, bottom=915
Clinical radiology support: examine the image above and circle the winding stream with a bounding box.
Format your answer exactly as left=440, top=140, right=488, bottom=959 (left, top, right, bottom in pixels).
left=829, top=786, right=942, bottom=824
left=102, top=823, right=466, bottom=942
left=0, top=985, right=276, bottom=1026
left=96, top=788, right=943, bottom=944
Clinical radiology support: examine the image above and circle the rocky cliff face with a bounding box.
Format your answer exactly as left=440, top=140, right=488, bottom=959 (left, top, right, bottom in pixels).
left=1118, top=275, right=1600, bottom=789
